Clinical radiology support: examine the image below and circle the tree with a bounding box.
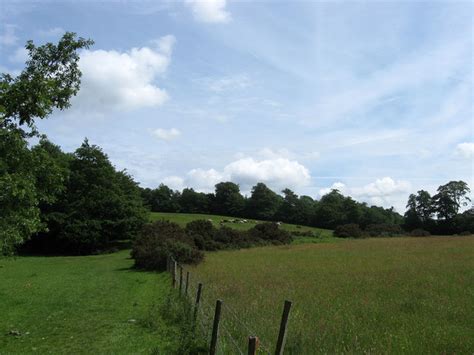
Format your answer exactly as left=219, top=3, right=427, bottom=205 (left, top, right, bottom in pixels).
left=0, top=129, right=40, bottom=255
left=142, top=184, right=180, bottom=212
left=247, top=183, right=282, bottom=220
left=0, top=33, right=93, bottom=255
left=0, top=32, right=93, bottom=134
left=179, top=188, right=211, bottom=214
left=213, top=182, right=245, bottom=216
left=433, top=181, right=471, bottom=221
left=46, top=140, right=147, bottom=254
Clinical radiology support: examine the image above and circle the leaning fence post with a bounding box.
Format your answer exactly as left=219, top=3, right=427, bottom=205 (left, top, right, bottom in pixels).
left=248, top=336, right=259, bottom=355
left=275, top=300, right=292, bottom=355
left=194, top=283, right=203, bottom=321
left=210, top=299, right=223, bottom=355
left=185, top=271, right=190, bottom=296
left=172, top=260, right=177, bottom=288
left=179, top=265, right=183, bottom=294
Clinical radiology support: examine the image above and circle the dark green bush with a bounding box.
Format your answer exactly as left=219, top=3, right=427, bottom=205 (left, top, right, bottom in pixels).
left=185, top=219, right=219, bottom=250
left=365, top=223, right=403, bottom=237
left=409, top=228, right=431, bottom=237
left=459, top=231, right=472, bottom=236
left=334, top=224, right=363, bottom=238
left=131, top=220, right=203, bottom=271
left=247, top=223, right=292, bottom=245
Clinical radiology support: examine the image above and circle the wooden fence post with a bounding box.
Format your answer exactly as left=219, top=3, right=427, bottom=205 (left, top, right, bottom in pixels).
left=248, top=336, right=259, bottom=355
left=172, top=260, right=177, bottom=288
left=210, top=299, right=223, bottom=355
left=179, top=265, right=183, bottom=294
left=185, top=271, right=190, bottom=296
left=194, top=283, right=203, bottom=321
left=275, top=300, right=292, bottom=355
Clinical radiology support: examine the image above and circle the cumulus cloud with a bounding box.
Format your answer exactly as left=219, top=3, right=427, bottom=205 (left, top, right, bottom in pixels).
left=165, top=156, right=311, bottom=193
left=152, top=128, right=181, bottom=141
left=320, top=177, right=411, bottom=210
left=0, top=24, right=18, bottom=46
left=186, top=0, right=231, bottom=23
left=456, top=142, right=474, bottom=159
left=71, top=35, right=175, bottom=113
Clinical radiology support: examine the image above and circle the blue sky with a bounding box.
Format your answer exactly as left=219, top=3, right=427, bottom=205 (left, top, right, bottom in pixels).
left=1, top=0, right=472, bottom=212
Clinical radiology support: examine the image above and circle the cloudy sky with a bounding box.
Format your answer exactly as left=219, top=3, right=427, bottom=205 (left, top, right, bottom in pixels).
left=1, top=0, right=472, bottom=212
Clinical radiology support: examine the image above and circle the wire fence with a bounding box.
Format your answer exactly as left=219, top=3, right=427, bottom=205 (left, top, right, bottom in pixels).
left=167, top=257, right=292, bottom=355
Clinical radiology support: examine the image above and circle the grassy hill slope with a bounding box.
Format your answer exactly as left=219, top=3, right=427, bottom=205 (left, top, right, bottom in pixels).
left=150, top=212, right=334, bottom=242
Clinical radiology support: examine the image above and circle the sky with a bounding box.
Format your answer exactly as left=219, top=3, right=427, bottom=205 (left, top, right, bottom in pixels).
left=1, top=0, right=473, bottom=212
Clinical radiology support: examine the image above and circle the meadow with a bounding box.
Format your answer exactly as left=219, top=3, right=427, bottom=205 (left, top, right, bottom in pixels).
left=0, top=250, right=182, bottom=354
left=150, top=212, right=334, bottom=240
left=185, top=236, right=474, bottom=354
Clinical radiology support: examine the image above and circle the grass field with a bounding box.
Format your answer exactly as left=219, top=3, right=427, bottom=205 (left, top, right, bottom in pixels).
left=185, top=236, right=474, bottom=354
left=0, top=250, right=182, bottom=354
left=150, top=212, right=334, bottom=241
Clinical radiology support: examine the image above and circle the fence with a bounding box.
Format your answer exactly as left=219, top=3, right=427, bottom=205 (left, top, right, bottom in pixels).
left=166, top=256, right=293, bottom=355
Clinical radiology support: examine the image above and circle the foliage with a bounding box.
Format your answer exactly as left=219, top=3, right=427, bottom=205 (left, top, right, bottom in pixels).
left=0, top=129, right=41, bottom=255
left=432, top=181, right=471, bottom=221
left=0, top=32, right=93, bottom=134
left=0, top=33, right=92, bottom=255
left=213, top=181, right=245, bottom=217
left=334, top=223, right=364, bottom=238
left=365, top=223, right=403, bottom=237
left=34, top=140, right=147, bottom=254
left=132, top=220, right=203, bottom=271
left=246, top=182, right=283, bottom=220
left=247, top=222, right=293, bottom=245
left=409, top=229, right=431, bottom=237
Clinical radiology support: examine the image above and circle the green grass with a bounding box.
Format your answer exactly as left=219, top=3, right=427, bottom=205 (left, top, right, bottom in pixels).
left=150, top=212, right=334, bottom=241
left=184, top=236, right=474, bottom=354
left=0, top=250, right=183, bottom=354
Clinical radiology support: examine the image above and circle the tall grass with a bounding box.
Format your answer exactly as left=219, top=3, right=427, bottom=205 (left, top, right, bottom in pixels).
left=185, top=237, right=474, bottom=353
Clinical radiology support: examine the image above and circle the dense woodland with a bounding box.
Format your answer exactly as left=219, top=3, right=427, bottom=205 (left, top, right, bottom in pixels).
left=1, top=33, right=472, bottom=257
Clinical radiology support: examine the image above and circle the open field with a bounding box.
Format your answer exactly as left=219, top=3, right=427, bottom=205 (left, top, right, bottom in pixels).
left=150, top=212, right=334, bottom=241
left=0, top=251, right=180, bottom=354
left=185, top=236, right=474, bottom=354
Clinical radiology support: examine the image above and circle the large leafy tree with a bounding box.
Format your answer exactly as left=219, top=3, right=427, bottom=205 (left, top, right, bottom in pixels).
left=0, top=33, right=92, bottom=255
left=49, top=140, right=147, bottom=254
left=247, top=182, right=282, bottom=220
left=213, top=182, right=245, bottom=216
left=433, top=181, right=471, bottom=221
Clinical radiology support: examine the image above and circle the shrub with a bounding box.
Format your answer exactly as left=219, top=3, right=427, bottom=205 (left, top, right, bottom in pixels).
left=247, top=223, right=292, bottom=245
left=409, top=229, right=431, bottom=237
left=459, top=231, right=472, bottom=236
left=365, top=223, right=403, bottom=237
left=131, top=220, right=203, bottom=271
left=334, top=224, right=363, bottom=238
left=185, top=219, right=220, bottom=251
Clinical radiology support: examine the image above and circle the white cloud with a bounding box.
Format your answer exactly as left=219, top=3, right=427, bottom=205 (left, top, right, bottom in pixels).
left=180, top=156, right=310, bottom=192
left=152, top=128, right=181, bottom=141
left=71, top=35, right=175, bottom=113
left=320, top=177, right=411, bottom=211
left=8, top=47, right=28, bottom=63
left=162, top=176, right=185, bottom=190
left=456, top=142, right=474, bottom=159
left=186, top=0, right=231, bottom=23
left=0, top=24, right=18, bottom=46
left=186, top=168, right=224, bottom=191
left=38, top=27, right=65, bottom=37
